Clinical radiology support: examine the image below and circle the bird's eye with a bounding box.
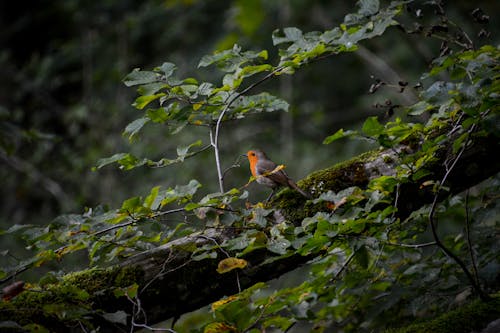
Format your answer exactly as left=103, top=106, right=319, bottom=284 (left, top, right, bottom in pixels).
left=251, top=152, right=255, bottom=156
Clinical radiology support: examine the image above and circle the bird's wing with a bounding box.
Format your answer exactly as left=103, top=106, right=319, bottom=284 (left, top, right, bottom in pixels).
left=256, top=161, right=290, bottom=186
left=255, top=160, right=277, bottom=176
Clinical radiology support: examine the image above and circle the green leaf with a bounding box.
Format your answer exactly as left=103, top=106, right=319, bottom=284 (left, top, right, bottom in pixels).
left=121, top=196, right=142, bottom=211
left=176, top=179, right=202, bottom=198
left=197, top=82, right=214, bottom=96
left=362, top=116, right=384, bottom=137
left=1, top=223, right=34, bottom=235
left=267, top=238, right=291, bottom=255
left=297, top=234, right=329, bottom=255
left=284, top=27, right=303, bottom=42
left=23, top=324, right=50, bottom=333
left=114, top=283, right=139, bottom=299
left=157, top=62, right=177, bottom=78
left=452, top=132, right=469, bottom=154
left=315, top=218, right=338, bottom=238
left=95, top=153, right=129, bottom=169
left=144, top=186, right=161, bottom=209
left=357, top=0, right=380, bottom=16
left=124, top=69, right=158, bottom=87
left=411, top=168, right=431, bottom=181
left=0, top=321, right=23, bottom=330
left=239, top=64, right=273, bottom=78
left=368, top=175, right=398, bottom=193
left=407, top=101, right=434, bottom=116
left=258, top=50, right=268, bottom=60
left=137, top=82, right=166, bottom=96
left=323, top=129, right=358, bottom=144
left=176, top=140, right=203, bottom=161
left=146, top=107, right=169, bottom=123
left=102, top=311, right=128, bottom=325
left=123, top=117, right=150, bottom=140
left=132, top=93, right=165, bottom=110
left=263, top=316, right=295, bottom=330
left=354, top=244, right=369, bottom=269
left=249, top=207, right=272, bottom=227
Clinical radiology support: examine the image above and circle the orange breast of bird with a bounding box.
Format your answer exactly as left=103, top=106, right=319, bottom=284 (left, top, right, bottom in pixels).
left=246, top=151, right=259, bottom=178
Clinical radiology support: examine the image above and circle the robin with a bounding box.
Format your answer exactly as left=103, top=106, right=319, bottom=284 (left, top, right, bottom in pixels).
left=244, top=149, right=312, bottom=201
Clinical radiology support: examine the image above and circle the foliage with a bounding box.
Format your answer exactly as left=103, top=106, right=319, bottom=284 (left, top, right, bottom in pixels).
left=384, top=298, right=500, bottom=333
left=1, top=0, right=499, bottom=332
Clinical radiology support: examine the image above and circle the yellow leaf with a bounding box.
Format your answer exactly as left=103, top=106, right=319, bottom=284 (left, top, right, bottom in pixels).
left=193, top=102, right=203, bottom=111
left=211, top=295, right=239, bottom=312
left=204, top=322, right=236, bottom=333
left=216, top=257, right=248, bottom=274
left=420, top=180, right=436, bottom=189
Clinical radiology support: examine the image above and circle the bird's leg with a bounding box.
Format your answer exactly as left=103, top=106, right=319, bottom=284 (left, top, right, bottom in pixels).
left=265, top=189, right=276, bottom=203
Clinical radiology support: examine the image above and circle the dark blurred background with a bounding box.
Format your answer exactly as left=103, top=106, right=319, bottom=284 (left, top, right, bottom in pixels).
left=1, top=0, right=498, bottom=234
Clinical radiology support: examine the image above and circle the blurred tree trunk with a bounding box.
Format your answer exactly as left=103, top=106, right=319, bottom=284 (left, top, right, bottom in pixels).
left=279, top=0, right=294, bottom=161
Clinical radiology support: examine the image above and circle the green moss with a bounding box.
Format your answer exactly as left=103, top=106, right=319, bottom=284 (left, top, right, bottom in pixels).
left=385, top=297, right=500, bottom=333
left=65, top=265, right=142, bottom=288
left=303, top=151, right=374, bottom=194
left=271, top=151, right=375, bottom=223
left=0, top=265, right=144, bottom=330
left=383, top=154, right=395, bottom=164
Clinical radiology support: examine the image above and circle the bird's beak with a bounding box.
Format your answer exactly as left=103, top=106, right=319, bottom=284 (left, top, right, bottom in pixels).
left=241, top=154, right=247, bottom=158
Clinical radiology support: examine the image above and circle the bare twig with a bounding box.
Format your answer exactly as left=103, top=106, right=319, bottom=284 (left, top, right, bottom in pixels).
left=464, top=190, right=480, bottom=287
left=428, top=122, right=489, bottom=300
left=211, top=66, right=285, bottom=192
left=222, top=154, right=244, bottom=180
left=133, top=323, right=177, bottom=332
left=385, top=241, right=437, bottom=248
left=140, top=250, right=175, bottom=294
left=196, top=234, right=230, bottom=258
left=90, top=208, right=187, bottom=238
left=140, top=252, right=193, bottom=295
left=236, top=271, right=241, bottom=293
left=77, top=321, right=89, bottom=333
left=210, top=126, right=225, bottom=193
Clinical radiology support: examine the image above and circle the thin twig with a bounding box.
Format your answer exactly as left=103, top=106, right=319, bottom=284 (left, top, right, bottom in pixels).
left=333, top=250, right=357, bottom=281
left=464, top=190, right=480, bottom=287
left=132, top=323, right=177, bottom=332
left=392, top=183, right=400, bottom=219
left=141, top=254, right=194, bottom=295
left=140, top=250, right=175, bottom=294
left=236, top=271, right=241, bottom=293
left=222, top=154, right=244, bottom=180
left=385, top=241, right=437, bottom=248
left=210, top=126, right=224, bottom=192
left=153, top=207, right=186, bottom=217
left=78, top=320, right=89, bottom=333
left=94, top=208, right=185, bottom=236
left=428, top=122, right=489, bottom=300
left=196, top=234, right=230, bottom=258
left=211, top=66, right=285, bottom=192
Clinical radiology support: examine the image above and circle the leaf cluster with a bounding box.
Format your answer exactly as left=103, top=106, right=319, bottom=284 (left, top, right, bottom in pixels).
left=1, top=1, right=498, bottom=332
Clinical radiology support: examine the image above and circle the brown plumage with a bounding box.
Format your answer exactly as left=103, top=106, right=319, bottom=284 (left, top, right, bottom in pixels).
left=245, top=149, right=312, bottom=201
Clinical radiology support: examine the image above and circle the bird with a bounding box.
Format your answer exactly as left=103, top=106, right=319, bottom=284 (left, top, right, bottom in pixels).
left=244, top=149, right=312, bottom=201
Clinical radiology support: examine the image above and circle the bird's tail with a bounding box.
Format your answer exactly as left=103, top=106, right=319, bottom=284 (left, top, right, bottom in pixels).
left=287, top=180, right=312, bottom=199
